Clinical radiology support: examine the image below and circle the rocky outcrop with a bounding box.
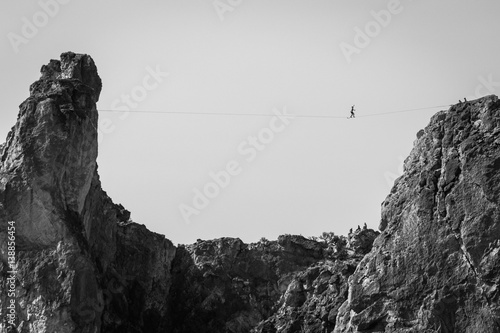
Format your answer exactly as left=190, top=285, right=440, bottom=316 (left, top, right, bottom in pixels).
left=0, top=52, right=176, bottom=333
left=168, top=230, right=378, bottom=333
left=335, top=96, right=500, bottom=332
left=0, top=52, right=379, bottom=333
left=2, top=53, right=499, bottom=333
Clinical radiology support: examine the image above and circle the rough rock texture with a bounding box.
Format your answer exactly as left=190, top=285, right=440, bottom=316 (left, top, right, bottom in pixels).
left=2, top=53, right=499, bottom=333
left=0, top=53, right=176, bottom=333
left=0, top=52, right=379, bottom=333
left=168, top=229, right=378, bottom=333
left=252, top=229, right=380, bottom=333
left=335, top=96, right=500, bottom=332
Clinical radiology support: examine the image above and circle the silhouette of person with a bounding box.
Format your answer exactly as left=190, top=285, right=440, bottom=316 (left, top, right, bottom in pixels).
left=349, top=105, right=355, bottom=118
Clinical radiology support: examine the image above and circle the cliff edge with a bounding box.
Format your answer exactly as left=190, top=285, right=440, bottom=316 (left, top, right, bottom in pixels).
left=335, top=96, right=500, bottom=332
left=0, top=53, right=176, bottom=333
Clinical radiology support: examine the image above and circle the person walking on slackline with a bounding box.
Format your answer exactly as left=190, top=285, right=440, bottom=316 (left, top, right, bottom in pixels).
left=349, top=105, right=355, bottom=118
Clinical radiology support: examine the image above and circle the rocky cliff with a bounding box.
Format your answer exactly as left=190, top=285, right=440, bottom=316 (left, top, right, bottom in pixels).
left=0, top=52, right=379, bottom=333
left=335, top=96, right=500, bottom=332
left=0, top=53, right=176, bottom=333
left=1, top=53, right=499, bottom=333
left=168, top=229, right=377, bottom=333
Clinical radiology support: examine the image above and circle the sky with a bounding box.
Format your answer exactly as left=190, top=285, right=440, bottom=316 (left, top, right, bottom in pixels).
left=1, top=0, right=500, bottom=245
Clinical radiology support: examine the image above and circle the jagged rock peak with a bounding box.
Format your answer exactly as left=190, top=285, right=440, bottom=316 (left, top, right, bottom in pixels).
left=31, top=52, right=102, bottom=102
left=0, top=52, right=103, bottom=248
left=1, top=53, right=176, bottom=332
left=335, top=95, right=500, bottom=332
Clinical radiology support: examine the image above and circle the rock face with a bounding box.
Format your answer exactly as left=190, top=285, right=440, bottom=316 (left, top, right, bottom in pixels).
left=0, top=53, right=176, bottom=333
left=1, top=53, right=499, bottom=333
left=0, top=52, right=378, bottom=333
left=335, top=96, right=500, bottom=332
left=168, top=230, right=378, bottom=333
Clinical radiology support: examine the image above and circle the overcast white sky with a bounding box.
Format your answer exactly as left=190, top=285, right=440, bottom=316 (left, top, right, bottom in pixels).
left=1, top=0, right=500, bottom=245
